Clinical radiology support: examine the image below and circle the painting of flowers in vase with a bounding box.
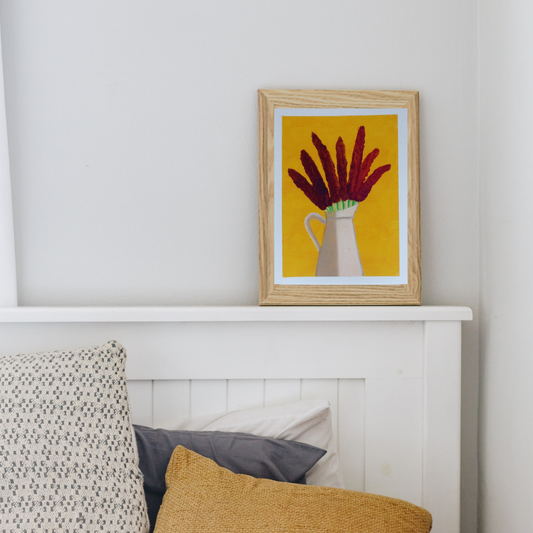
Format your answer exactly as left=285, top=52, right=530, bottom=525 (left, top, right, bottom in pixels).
left=280, top=112, right=403, bottom=283
left=258, top=90, right=420, bottom=305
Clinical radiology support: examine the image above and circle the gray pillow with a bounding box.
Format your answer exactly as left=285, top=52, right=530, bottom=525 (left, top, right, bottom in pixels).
left=134, top=425, right=326, bottom=532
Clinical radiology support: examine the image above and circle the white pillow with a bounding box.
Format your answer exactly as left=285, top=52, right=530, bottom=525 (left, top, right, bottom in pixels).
left=171, top=399, right=344, bottom=488
left=0, top=341, right=149, bottom=532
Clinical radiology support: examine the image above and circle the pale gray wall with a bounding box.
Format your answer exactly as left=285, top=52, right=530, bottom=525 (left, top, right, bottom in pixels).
left=0, top=2, right=480, bottom=531
left=479, top=0, right=533, bottom=531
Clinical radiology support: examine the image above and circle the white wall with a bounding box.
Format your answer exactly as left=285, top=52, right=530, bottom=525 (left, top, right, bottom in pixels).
left=0, top=21, right=16, bottom=305
left=0, top=2, right=479, bottom=531
left=479, top=0, right=533, bottom=531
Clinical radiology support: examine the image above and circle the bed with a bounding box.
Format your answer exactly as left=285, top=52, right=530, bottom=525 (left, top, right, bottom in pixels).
left=0, top=305, right=471, bottom=533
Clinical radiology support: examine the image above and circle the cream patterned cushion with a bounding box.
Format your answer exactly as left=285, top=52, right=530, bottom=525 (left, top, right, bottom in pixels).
left=0, top=340, right=149, bottom=532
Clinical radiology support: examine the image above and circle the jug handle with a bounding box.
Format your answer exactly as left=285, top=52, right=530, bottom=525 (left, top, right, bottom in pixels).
left=304, top=213, right=326, bottom=251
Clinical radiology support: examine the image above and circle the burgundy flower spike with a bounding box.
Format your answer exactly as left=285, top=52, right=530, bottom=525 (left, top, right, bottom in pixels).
left=288, top=126, right=391, bottom=210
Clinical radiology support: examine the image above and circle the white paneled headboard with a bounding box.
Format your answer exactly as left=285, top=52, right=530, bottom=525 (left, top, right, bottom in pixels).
left=0, top=305, right=472, bottom=533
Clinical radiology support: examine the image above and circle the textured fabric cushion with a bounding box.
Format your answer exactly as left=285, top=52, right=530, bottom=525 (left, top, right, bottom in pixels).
left=154, top=447, right=433, bottom=533
left=134, top=425, right=326, bottom=532
left=0, top=341, right=149, bottom=533
left=170, top=399, right=343, bottom=487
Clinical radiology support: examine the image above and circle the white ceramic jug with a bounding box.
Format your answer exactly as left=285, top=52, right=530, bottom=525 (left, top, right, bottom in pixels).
left=304, top=204, right=364, bottom=277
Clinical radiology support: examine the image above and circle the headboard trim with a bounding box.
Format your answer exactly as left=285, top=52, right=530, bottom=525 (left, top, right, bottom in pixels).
left=0, top=305, right=472, bottom=323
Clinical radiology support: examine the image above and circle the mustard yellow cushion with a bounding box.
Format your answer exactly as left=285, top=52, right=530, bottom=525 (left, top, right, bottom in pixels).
left=154, top=446, right=432, bottom=533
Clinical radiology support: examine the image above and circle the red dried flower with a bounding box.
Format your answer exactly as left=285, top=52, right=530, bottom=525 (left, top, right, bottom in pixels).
left=288, top=127, right=391, bottom=210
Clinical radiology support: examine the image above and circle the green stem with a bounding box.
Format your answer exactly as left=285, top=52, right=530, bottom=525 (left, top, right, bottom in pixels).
left=325, top=199, right=358, bottom=213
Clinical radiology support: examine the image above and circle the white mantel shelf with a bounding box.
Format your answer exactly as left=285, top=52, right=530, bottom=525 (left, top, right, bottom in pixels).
left=0, top=306, right=472, bottom=323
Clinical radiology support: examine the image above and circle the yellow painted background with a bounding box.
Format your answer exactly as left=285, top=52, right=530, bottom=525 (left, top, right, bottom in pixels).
left=282, top=114, right=399, bottom=277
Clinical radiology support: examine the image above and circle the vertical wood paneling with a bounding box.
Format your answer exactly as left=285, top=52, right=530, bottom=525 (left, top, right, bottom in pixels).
left=338, top=379, right=365, bottom=491
left=264, top=379, right=301, bottom=405
left=301, top=379, right=339, bottom=435
left=152, top=380, right=190, bottom=428
left=365, top=378, right=423, bottom=505
left=127, top=380, right=153, bottom=427
left=423, top=321, right=461, bottom=533
left=189, top=379, right=227, bottom=417
left=128, top=377, right=424, bottom=508
left=227, top=380, right=265, bottom=411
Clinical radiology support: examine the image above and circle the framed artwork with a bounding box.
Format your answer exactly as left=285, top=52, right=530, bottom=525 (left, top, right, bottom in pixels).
left=258, top=90, right=420, bottom=305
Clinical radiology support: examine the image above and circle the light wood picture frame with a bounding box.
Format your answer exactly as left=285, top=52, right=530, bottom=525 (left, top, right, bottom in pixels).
left=258, top=90, right=420, bottom=305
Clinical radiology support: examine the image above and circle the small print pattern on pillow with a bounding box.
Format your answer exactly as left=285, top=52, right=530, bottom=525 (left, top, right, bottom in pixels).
left=0, top=340, right=149, bottom=533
